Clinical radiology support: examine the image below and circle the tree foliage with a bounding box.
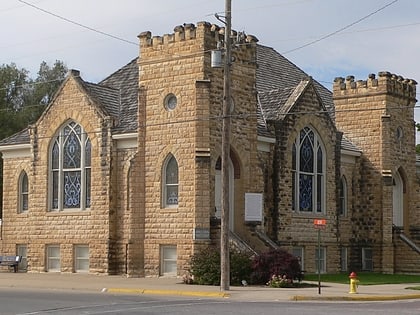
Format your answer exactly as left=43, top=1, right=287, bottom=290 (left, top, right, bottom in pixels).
left=0, top=60, right=67, bottom=140
left=0, top=60, right=68, bottom=216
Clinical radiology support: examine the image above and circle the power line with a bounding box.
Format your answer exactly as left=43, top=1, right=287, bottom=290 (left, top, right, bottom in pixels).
left=282, top=0, right=400, bottom=55
left=17, top=0, right=138, bottom=46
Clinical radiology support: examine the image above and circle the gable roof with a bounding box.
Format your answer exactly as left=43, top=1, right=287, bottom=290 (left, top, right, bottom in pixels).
left=0, top=128, right=30, bottom=146
left=100, top=58, right=139, bottom=134
left=256, top=44, right=335, bottom=120
left=255, top=44, right=358, bottom=153
left=0, top=58, right=139, bottom=146
left=1, top=44, right=356, bottom=155
left=82, top=82, right=120, bottom=118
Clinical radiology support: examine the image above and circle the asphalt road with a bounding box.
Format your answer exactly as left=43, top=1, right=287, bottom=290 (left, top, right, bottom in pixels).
left=1, top=288, right=420, bottom=315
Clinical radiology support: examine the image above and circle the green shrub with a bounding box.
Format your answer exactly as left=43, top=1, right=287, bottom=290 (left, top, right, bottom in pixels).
left=189, top=247, right=220, bottom=285
left=188, top=247, right=252, bottom=286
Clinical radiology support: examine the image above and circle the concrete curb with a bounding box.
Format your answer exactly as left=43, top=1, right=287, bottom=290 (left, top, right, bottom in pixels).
left=106, top=288, right=230, bottom=298
left=291, top=293, right=420, bottom=301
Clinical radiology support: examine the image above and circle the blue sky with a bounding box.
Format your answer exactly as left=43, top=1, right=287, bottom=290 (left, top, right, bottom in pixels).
left=2, top=0, right=420, bottom=125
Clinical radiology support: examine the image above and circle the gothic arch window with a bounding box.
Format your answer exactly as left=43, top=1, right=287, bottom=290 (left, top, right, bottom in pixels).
left=18, top=171, right=29, bottom=213
left=339, top=176, right=348, bottom=216
left=292, top=126, right=325, bottom=213
left=50, top=121, right=91, bottom=211
left=163, top=154, right=178, bottom=208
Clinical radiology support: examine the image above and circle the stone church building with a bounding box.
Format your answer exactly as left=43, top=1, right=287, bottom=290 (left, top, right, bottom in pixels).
left=1, top=22, right=419, bottom=276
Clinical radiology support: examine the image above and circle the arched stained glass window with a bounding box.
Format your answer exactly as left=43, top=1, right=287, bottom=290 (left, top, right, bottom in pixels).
left=19, top=171, right=29, bottom=213
left=339, top=176, right=347, bottom=216
left=292, top=127, right=325, bottom=213
left=163, top=154, right=178, bottom=207
left=51, top=121, right=91, bottom=211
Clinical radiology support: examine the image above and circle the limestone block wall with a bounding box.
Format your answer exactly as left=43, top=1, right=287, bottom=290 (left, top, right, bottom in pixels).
left=1, top=75, right=114, bottom=273
left=137, top=22, right=260, bottom=276
left=138, top=23, right=213, bottom=276
left=108, top=147, right=140, bottom=275
left=1, top=157, right=32, bottom=255
left=333, top=72, right=418, bottom=272
left=274, top=83, right=341, bottom=273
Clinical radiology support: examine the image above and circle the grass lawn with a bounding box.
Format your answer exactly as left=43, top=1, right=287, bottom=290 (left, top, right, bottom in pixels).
left=303, top=273, right=420, bottom=286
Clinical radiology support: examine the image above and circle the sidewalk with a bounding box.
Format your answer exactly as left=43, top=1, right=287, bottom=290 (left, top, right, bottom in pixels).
left=0, top=272, right=420, bottom=302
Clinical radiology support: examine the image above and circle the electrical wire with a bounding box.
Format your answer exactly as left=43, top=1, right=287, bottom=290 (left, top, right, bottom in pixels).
left=16, top=0, right=138, bottom=46
left=282, top=0, right=400, bottom=55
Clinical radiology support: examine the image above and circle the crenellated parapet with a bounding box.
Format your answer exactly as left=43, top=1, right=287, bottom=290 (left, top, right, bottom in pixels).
left=138, top=21, right=258, bottom=50
left=333, top=72, right=417, bottom=102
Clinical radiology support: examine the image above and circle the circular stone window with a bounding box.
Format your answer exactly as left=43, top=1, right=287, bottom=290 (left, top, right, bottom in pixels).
left=164, top=93, right=177, bottom=111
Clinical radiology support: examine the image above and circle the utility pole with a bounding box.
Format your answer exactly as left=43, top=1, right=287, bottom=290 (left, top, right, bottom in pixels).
left=220, top=0, right=232, bottom=292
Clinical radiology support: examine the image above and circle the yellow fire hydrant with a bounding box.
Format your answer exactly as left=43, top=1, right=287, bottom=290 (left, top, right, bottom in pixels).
left=349, top=271, right=359, bottom=294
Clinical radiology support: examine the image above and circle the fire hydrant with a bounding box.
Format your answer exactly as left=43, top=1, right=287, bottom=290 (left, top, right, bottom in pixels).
left=349, top=272, right=359, bottom=294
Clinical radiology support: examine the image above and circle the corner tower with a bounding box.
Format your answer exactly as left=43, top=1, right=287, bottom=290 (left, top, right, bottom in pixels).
left=333, top=72, right=417, bottom=273
left=137, top=22, right=259, bottom=276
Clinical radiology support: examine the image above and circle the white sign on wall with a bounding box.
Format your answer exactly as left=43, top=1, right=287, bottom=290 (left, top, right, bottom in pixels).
left=245, top=193, right=263, bottom=222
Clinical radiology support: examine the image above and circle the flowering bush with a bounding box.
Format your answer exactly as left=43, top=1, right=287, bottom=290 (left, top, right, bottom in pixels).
left=266, top=274, right=293, bottom=288
left=250, top=249, right=301, bottom=285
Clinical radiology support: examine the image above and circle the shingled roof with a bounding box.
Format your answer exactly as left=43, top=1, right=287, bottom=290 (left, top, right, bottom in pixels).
left=1, top=45, right=357, bottom=154
left=100, top=58, right=138, bottom=134
left=0, top=128, right=30, bottom=146
left=256, top=44, right=335, bottom=119
left=255, top=44, right=356, bottom=152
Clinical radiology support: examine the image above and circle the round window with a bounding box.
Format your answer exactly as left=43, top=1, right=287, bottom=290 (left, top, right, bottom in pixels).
left=164, top=94, right=177, bottom=111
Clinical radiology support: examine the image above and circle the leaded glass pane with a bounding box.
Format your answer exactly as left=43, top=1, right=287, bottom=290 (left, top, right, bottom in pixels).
left=166, top=157, right=178, bottom=184
left=21, top=173, right=28, bottom=211
left=292, top=143, right=296, bottom=170
left=63, top=132, right=81, bottom=168
left=85, top=138, right=91, bottom=167
left=317, top=174, right=323, bottom=212
left=166, top=185, right=178, bottom=205
left=292, top=171, right=296, bottom=211
left=317, top=145, right=323, bottom=173
left=85, top=168, right=91, bottom=208
left=52, top=140, right=59, bottom=169
left=300, top=134, right=313, bottom=173
left=52, top=171, right=59, bottom=209
left=339, top=177, right=346, bottom=216
left=299, top=174, right=313, bottom=211
left=22, top=173, right=28, bottom=192
left=64, top=171, right=81, bottom=208
left=22, top=194, right=28, bottom=211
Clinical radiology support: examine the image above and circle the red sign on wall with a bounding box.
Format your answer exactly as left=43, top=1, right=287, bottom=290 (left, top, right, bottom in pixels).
left=313, top=219, right=326, bottom=226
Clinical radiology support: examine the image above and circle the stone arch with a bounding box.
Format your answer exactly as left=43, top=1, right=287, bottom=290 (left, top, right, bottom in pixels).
left=393, top=167, right=408, bottom=228
left=214, top=147, right=241, bottom=231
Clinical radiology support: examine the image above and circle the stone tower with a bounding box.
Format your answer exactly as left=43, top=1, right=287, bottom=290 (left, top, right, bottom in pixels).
left=333, top=72, right=417, bottom=273
left=137, top=22, right=260, bottom=276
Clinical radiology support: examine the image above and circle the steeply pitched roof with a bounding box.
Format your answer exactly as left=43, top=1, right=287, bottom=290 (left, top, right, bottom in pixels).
left=255, top=45, right=358, bottom=152
left=0, top=58, right=139, bottom=146
left=2, top=45, right=356, bottom=155
left=100, top=58, right=138, bottom=134
left=256, top=45, right=335, bottom=122
left=83, top=82, right=120, bottom=118
left=341, top=135, right=362, bottom=154
left=0, top=128, right=30, bottom=146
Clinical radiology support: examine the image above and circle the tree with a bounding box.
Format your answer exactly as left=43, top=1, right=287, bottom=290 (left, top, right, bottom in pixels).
left=0, top=60, right=67, bottom=217
left=32, top=60, right=67, bottom=106
left=0, top=63, right=31, bottom=111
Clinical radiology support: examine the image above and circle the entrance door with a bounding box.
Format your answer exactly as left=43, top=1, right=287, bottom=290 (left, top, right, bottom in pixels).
left=215, top=159, right=234, bottom=230
left=393, top=171, right=403, bottom=227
